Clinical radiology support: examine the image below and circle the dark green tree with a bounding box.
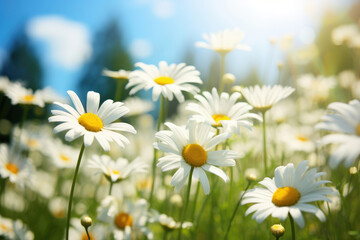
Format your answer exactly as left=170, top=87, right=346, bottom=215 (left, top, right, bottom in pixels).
left=78, top=19, right=132, bottom=101
left=0, top=27, right=43, bottom=90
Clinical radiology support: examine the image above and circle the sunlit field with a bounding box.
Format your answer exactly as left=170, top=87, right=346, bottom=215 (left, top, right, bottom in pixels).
left=0, top=1, right=360, bottom=239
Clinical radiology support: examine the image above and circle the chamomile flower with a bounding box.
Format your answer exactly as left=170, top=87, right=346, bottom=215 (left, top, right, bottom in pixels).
left=48, top=90, right=136, bottom=151
left=242, top=160, right=334, bottom=228
left=98, top=196, right=153, bottom=240
left=13, top=123, right=51, bottom=153
left=315, top=99, right=360, bottom=168
left=0, top=144, right=33, bottom=188
left=186, top=88, right=261, bottom=134
left=37, top=86, right=67, bottom=104
left=13, top=220, right=34, bottom=240
left=0, top=218, right=34, bottom=240
left=0, top=76, right=11, bottom=93
left=0, top=216, right=14, bottom=239
left=151, top=211, right=192, bottom=231
left=5, top=83, right=44, bottom=107
left=88, top=155, right=148, bottom=183
left=126, top=61, right=202, bottom=102
left=103, top=69, right=131, bottom=80
left=154, top=120, right=237, bottom=194
left=69, top=218, right=104, bottom=240
left=241, top=85, right=295, bottom=112
left=46, top=139, right=78, bottom=168
left=196, top=28, right=251, bottom=55
left=123, top=97, right=154, bottom=117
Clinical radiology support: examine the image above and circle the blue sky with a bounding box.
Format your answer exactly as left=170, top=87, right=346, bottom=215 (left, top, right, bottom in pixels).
left=0, top=0, right=356, bottom=95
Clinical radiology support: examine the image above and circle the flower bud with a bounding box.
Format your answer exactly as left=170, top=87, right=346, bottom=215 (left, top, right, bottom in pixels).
left=222, top=73, right=235, bottom=85
left=231, top=85, right=243, bottom=94
left=349, top=166, right=357, bottom=175
left=270, top=224, right=285, bottom=238
left=81, top=215, right=92, bottom=229
left=245, top=168, right=260, bottom=182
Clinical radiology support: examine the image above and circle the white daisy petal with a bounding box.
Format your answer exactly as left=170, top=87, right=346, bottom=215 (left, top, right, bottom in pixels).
left=193, top=168, right=210, bottom=195
left=67, top=90, right=85, bottom=115
left=242, top=160, right=334, bottom=228
left=49, top=91, right=135, bottom=151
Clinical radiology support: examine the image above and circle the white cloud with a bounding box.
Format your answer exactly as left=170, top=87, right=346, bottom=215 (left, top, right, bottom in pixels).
left=27, top=15, right=92, bottom=69
left=130, top=39, right=153, bottom=59
left=152, top=0, right=175, bottom=19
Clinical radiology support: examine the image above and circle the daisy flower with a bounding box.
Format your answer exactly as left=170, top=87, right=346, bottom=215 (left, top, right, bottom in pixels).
left=103, top=68, right=131, bottom=80
left=0, top=144, right=33, bottom=188
left=46, top=139, right=78, bottom=168
left=150, top=211, right=192, bottom=231
left=37, top=86, right=68, bottom=104
left=242, top=160, right=334, bottom=228
left=13, top=220, right=34, bottom=240
left=195, top=28, right=251, bottom=55
left=88, top=155, right=148, bottom=183
left=97, top=196, right=153, bottom=240
left=0, top=218, right=34, bottom=240
left=186, top=88, right=261, bottom=134
left=13, top=122, right=51, bottom=154
left=5, top=83, right=44, bottom=107
left=123, top=97, right=154, bottom=116
left=0, top=216, right=14, bottom=239
left=241, top=85, right=295, bottom=112
left=126, top=61, right=202, bottom=102
left=315, top=99, right=360, bottom=168
left=69, top=218, right=104, bottom=240
left=48, top=90, right=136, bottom=151
left=0, top=76, right=11, bottom=93
left=154, top=120, right=237, bottom=194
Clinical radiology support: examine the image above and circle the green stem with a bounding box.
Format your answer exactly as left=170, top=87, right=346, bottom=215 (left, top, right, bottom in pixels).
left=0, top=98, right=10, bottom=119
left=163, top=229, right=168, bottom=240
left=192, top=180, right=217, bottom=238
left=228, top=147, right=233, bottom=205
left=177, top=167, right=194, bottom=240
left=157, top=96, right=165, bottom=131
left=289, top=213, right=296, bottom=240
left=224, top=181, right=251, bottom=240
left=149, top=95, right=165, bottom=208
left=85, top=227, right=91, bottom=240
left=210, top=176, right=216, bottom=240
left=65, top=144, right=85, bottom=240
left=114, top=80, right=126, bottom=102
left=262, top=111, right=268, bottom=176
left=15, top=105, right=30, bottom=152
left=191, top=181, right=201, bottom=220
left=19, top=105, right=29, bottom=130
left=219, top=53, right=226, bottom=93
left=109, top=181, right=113, bottom=195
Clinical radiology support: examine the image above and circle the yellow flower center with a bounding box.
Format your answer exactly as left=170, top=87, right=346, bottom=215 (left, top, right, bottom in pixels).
left=21, top=94, right=35, bottom=103
left=154, top=76, right=174, bottom=85
left=296, top=135, right=308, bottom=142
left=27, top=139, right=38, bottom=148
left=212, top=114, right=230, bottom=127
left=114, top=212, right=133, bottom=230
left=0, top=223, right=9, bottom=231
left=357, top=124, right=360, bottom=136
left=182, top=143, right=207, bottom=167
left=272, top=186, right=300, bottom=207
left=82, top=232, right=95, bottom=240
left=112, top=170, right=120, bottom=175
left=78, top=113, right=103, bottom=132
left=60, top=154, right=70, bottom=162
left=5, top=163, right=19, bottom=174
